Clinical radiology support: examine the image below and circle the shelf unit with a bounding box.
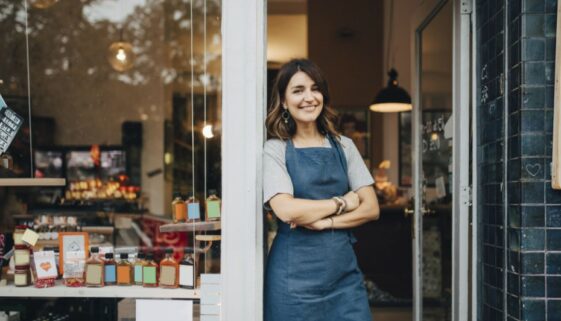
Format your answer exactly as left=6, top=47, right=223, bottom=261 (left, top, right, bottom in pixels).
left=159, top=221, right=221, bottom=233
left=0, top=178, right=66, bottom=187
left=0, top=281, right=199, bottom=299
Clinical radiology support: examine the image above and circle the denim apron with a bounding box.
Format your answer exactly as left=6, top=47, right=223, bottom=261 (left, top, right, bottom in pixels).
left=265, top=135, right=371, bottom=321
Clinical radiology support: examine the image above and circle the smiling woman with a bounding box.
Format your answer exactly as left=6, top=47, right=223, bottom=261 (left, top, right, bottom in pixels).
left=263, top=59, right=380, bottom=321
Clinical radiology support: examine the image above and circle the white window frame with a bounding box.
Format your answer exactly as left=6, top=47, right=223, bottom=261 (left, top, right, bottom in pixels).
left=221, top=1, right=266, bottom=321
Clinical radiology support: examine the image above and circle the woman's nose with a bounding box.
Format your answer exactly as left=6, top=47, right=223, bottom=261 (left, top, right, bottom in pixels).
left=303, top=90, right=315, bottom=101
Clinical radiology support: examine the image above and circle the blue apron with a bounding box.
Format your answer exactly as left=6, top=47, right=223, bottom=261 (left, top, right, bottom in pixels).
left=265, top=135, right=371, bottom=321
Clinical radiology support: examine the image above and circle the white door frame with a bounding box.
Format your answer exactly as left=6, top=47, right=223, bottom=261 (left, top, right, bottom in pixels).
left=411, top=0, right=472, bottom=320
left=221, top=1, right=266, bottom=320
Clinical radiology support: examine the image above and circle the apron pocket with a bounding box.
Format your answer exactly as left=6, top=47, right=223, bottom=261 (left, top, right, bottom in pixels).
left=287, top=237, right=329, bottom=294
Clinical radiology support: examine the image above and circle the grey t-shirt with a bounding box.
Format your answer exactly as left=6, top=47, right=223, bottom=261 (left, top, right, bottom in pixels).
left=263, top=135, right=374, bottom=204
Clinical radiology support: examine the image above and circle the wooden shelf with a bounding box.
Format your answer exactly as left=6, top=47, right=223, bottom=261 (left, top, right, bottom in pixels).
left=0, top=280, right=199, bottom=299
left=159, top=221, right=221, bottom=233
left=0, top=178, right=66, bottom=187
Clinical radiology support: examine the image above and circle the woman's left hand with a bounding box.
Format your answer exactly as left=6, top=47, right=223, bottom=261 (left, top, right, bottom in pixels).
left=302, top=218, right=330, bottom=231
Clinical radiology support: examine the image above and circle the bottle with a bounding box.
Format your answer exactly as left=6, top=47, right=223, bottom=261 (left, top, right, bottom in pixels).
left=85, top=247, right=104, bottom=287
left=205, top=189, right=221, bottom=221
left=104, top=253, right=116, bottom=285
left=133, top=252, right=145, bottom=285
left=142, top=253, right=158, bottom=287
left=172, top=194, right=187, bottom=223
left=159, top=248, right=179, bottom=288
left=179, top=247, right=195, bottom=289
left=117, top=253, right=132, bottom=286
left=186, top=193, right=201, bottom=222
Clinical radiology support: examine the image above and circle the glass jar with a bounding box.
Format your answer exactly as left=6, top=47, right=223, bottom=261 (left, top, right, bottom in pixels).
left=14, top=246, right=31, bottom=266
left=14, top=267, right=30, bottom=287
left=13, top=225, right=27, bottom=246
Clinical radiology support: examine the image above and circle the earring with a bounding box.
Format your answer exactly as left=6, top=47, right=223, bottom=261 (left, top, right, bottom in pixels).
left=282, top=109, right=290, bottom=124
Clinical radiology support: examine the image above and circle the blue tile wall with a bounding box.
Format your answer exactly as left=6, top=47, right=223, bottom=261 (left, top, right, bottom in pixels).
left=478, top=0, right=561, bottom=320
left=478, top=0, right=507, bottom=318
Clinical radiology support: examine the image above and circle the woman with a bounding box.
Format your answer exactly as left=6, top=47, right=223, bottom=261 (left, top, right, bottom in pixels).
left=264, top=59, right=380, bottom=321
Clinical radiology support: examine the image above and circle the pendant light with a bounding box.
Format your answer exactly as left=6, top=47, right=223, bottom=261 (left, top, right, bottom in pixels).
left=370, top=0, right=412, bottom=113
left=369, top=69, right=412, bottom=112
left=107, top=39, right=135, bottom=72
left=107, top=9, right=135, bottom=72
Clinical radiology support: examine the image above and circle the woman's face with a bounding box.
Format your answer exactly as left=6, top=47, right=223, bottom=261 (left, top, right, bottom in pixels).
left=283, top=71, right=324, bottom=126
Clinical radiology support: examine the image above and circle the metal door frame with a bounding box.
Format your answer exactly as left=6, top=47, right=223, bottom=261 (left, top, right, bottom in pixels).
left=411, top=0, right=472, bottom=320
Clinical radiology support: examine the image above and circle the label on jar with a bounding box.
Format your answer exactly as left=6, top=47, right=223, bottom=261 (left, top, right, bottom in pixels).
left=14, top=249, right=30, bottom=266
left=160, top=266, right=176, bottom=286
left=179, top=264, right=194, bottom=287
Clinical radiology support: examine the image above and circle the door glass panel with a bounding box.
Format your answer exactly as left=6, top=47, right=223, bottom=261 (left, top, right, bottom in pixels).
left=418, top=1, right=453, bottom=320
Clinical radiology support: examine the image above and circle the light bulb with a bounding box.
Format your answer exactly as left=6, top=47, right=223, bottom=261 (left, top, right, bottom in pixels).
left=116, top=48, right=127, bottom=62
left=108, top=42, right=135, bottom=72
left=202, top=125, right=214, bottom=138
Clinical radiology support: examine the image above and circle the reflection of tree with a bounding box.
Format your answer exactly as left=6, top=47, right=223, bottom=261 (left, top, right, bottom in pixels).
left=0, top=0, right=223, bottom=201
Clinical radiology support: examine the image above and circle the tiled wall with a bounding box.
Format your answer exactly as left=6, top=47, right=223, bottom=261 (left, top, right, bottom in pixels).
left=478, top=0, right=561, bottom=320
left=478, top=0, right=507, bottom=319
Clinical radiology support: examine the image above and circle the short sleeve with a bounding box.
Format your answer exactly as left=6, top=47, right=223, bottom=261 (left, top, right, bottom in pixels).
left=263, top=139, right=293, bottom=205
left=342, top=136, right=374, bottom=191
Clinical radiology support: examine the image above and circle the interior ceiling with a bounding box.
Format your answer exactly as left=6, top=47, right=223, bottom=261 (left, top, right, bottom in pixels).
left=268, top=0, right=307, bottom=15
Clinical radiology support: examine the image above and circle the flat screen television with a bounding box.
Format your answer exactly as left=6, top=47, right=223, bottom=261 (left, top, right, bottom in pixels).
left=34, top=146, right=126, bottom=181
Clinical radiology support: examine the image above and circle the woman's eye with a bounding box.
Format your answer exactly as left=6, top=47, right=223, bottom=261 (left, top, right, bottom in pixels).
left=293, top=89, right=302, bottom=94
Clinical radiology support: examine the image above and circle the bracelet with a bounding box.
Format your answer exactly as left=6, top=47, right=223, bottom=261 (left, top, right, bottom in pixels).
left=332, top=197, right=343, bottom=215
left=338, top=197, right=347, bottom=215
left=333, top=196, right=346, bottom=215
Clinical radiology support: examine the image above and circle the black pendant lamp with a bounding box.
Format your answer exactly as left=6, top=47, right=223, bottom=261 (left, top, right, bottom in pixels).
left=369, top=69, right=412, bottom=112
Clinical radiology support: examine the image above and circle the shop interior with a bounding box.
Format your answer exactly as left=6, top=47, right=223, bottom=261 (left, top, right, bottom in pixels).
left=0, top=0, right=454, bottom=320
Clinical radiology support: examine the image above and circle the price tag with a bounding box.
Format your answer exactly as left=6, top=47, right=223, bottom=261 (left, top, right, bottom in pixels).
left=22, top=229, right=39, bottom=246
left=0, top=94, right=24, bottom=154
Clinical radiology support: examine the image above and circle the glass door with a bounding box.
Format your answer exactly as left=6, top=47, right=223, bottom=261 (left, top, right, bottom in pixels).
left=412, top=1, right=453, bottom=320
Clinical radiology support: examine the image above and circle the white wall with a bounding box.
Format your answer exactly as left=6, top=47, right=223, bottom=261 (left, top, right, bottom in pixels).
left=382, top=0, right=418, bottom=186
left=268, top=15, right=308, bottom=63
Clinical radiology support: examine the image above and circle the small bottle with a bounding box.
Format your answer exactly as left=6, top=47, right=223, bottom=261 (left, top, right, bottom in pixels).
left=142, top=253, right=158, bottom=287
left=104, top=253, right=117, bottom=285
left=133, top=252, right=145, bottom=285
left=159, top=248, right=179, bottom=288
left=85, top=247, right=104, bottom=287
left=186, top=193, right=201, bottom=222
left=117, top=253, right=132, bottom=286
left=205, top=189, right=221, bottom=221
left=179, top=247, right=195, bottom=289
left=172, top=194, right=187, bottom=223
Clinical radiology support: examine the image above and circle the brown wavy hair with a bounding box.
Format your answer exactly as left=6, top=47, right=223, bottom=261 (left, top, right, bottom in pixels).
left=266, top=59, right=340, bottom=140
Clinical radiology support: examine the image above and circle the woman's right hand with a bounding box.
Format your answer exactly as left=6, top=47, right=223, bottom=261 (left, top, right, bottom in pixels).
left=343, top=191, right=360, bottom=212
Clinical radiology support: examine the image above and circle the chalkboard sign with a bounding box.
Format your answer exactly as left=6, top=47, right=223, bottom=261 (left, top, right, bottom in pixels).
left=0, top=94, right=24, bottom=154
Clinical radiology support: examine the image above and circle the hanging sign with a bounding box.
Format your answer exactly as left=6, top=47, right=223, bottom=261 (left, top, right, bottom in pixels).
left=0, top=94, right=24, bottom=154
left=553, top=3, right=561, bottom=189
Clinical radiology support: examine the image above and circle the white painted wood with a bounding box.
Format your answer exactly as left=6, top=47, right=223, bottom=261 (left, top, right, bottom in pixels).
left=0, top=282, right=198, bottom=299
left=221, top=0, right=266, bottom=321
left=552, top=1, right=561, bottom=189
left=471, top=2, right=479, bottom=320
left=0, top=178, right=65, bottom=186
left=452, top=0, right=471, bottom=320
